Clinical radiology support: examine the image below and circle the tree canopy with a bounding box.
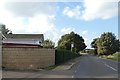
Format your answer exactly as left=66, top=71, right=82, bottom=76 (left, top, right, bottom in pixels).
left=91, top=38, right=98, bottom=49
left=58, top=32, right=86, bottom=53
left=43, top=39, right=55, bottom=49
left=0, top=24, right=12, bottom=34
left=91, top=38, right=98, bottom=55
left=91, top=32, right=119, bottom=55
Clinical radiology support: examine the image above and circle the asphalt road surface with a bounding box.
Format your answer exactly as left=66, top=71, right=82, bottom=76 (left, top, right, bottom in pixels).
left=2, top=54, right=119, bottom=78
left=71, top=54, right=118, bottom=78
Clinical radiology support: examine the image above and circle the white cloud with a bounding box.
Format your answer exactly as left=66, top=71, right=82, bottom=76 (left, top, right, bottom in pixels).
left=82, top=0, right=118, bottom=21
left=63, top=0, right=118, bottom=21
left=26, top=14, right=54, bottom=33
left=81, top=30, right=88, bottom=35
left=84, top=38, right=89, bottom=48
left=0, top=1, right=27, bottom=33
left=5, top=2, right=56, bottom=17
left=63, top=6, right=81, bottom=19
left=61, top=27, right=75, bottom=34
left=0, top=1, right=56, bottom=34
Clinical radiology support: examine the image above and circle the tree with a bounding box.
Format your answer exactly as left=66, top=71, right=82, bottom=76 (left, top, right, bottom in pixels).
left=0, top=24, right=12, bottom=34
left=43, top=39, right=55, bottom=49
left=58, top=32, right=86, bottom=53
left=91, top=38, right=98, bottom=48
left=96, top=32, right=119, bottom=55
left=91, top=38, right=98, bottom=55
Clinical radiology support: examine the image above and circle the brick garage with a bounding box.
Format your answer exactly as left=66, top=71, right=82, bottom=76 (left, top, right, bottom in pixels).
left=2, top=47, right=55, bottom=70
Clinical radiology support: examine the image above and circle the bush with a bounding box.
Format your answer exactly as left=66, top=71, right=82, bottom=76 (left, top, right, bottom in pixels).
left=55, top=49, right=80, bottom=65
left=80, top=50, right=86, bottom=53
left=112, top=52, right=120, bottom=61
left=87, top=49, right=95, bottom=55
left=99, top=52, right=120, bottom=61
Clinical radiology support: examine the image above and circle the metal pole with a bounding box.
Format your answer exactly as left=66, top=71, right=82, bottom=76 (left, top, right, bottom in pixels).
left=71, top=42, right=74, bottom=52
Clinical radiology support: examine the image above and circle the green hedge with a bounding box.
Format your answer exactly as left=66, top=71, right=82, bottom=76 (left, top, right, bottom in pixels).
left=55, top=49, right=80, bottom=65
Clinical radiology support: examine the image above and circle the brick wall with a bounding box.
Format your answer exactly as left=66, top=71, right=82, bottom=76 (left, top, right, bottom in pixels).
left=2, top=47, right=55, bottom=70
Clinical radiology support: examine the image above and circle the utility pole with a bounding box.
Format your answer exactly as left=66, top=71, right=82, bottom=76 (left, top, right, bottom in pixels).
left=71, top=37, right=74, bottom=52
left=71, top=42, right=74, bottom=52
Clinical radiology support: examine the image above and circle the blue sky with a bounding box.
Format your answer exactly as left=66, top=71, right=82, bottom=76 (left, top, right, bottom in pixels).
left=55, top=2, right=118, bottom=48
left=0, top=0, right=118, bottom=48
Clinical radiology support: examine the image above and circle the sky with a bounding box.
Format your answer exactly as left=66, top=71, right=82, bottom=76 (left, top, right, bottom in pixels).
left=0, top=0, right=119, bottom=48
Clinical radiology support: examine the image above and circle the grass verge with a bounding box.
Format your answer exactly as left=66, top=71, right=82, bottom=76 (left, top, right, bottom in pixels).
left=99, top=52, right=120, bottom=62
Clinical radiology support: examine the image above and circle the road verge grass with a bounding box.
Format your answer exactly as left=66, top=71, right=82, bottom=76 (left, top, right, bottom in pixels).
left=99, top=52, right=120, bottom=62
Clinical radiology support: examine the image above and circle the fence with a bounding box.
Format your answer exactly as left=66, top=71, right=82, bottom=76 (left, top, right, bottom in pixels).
left=55, top=49, right=80, bottom=65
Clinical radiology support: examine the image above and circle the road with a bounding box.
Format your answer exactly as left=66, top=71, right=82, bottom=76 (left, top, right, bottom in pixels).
left=2, top=54, right=119, bottom=78
left=71, top=54, right=118, bottom=78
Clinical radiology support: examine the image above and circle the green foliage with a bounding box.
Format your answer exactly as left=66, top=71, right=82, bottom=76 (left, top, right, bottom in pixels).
left=43, top=39, right=55, bottom=49
left=91, top=38, right=98, bottom=55
left=86, top=49, right=95, bottom=55
left=0, top=24, right=12, bottom=34
left=112, top=52, right=120, bottom=61
left=99, top=52, right=120, bottom=61
left=58, top=31, right=86, bottom=53
left=91, top=32, right=119, bottom=55
left=96, top=32, right=119, bottom=55
left=55, top=49, right=80, bottom=65
left=80, top=49, right=86, bottom=53
left=91, top=38, right=98, bottom=48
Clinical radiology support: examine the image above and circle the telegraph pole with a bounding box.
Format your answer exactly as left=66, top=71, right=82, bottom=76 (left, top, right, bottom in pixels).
left=71, top=42, right=74, bottom=52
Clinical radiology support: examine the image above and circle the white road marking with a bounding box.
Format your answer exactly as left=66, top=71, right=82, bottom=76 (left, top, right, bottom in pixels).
left=104, top=63, right=117, bottom=71
left=72, top=76, right=74, bottom=78
left=102, top=62, right=106, bottom=64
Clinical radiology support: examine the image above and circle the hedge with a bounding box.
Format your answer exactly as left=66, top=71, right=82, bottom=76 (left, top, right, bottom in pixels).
left=55, top=49, right=80, bottom=65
